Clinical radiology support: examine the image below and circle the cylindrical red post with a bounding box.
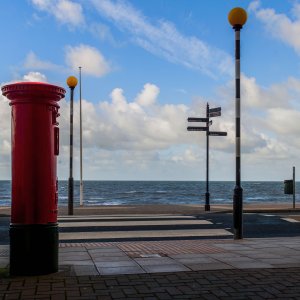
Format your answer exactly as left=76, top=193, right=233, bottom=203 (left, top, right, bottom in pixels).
left=1, top=82, right=65, bottom=275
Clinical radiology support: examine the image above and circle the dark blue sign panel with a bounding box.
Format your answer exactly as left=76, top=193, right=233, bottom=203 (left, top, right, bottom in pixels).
left=187, top=117, right=209, bottom=122
left=209, top=131, right=227, bottom=136
left=187, top=126, right=208, bottom=131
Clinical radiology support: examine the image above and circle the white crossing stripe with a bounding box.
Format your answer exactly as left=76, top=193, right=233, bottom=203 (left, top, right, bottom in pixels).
left=281, top=218, right=300, bottom=223
left=59, top=215, right=196, bottom=221
left=59, top=229, right=233, bottom=240
left=59, top=219, right=212, bottom=227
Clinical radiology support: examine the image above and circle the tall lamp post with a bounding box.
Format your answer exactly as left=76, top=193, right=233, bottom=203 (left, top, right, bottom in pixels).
left=67, top=76, right=78, bottom=215
left=228, top=7, right=247, bottom=240
left=79, top=66, right=83, bottom=206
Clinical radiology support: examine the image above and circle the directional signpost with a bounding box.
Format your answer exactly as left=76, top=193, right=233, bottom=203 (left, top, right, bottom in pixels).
left=187, top=126, right=208, bottom=131
left=187, top=103, right=227, bottom=211
left=209, top=131, right=227, bottom=136
left=187, top=117, right=209, bottom=122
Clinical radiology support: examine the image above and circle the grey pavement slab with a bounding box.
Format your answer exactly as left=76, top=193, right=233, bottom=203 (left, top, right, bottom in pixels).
left=226, top=261, right=274, bottom=269
left=95, top=260, right=139, bottom=267
left=141, top=263, right=190, bottom=273
left=134, top=257, right=177, bottom=266
left=72, top=265, right=99, bottom=276
left=188, top=262, right=234, bottom=271
left=89, top=252, right=127, bottom=258
left=97, top=265, right=145, bottom=275
left=60, top=260, right=94, bottom=266
left=91, top=256, right=133, bottom=262
left=59, top=254, right=91, bottom=260
left=172, top=257, right=218, bottom=264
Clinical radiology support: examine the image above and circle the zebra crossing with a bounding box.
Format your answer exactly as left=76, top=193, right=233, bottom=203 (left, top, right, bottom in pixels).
left=58, top=214, right=233, bottom=242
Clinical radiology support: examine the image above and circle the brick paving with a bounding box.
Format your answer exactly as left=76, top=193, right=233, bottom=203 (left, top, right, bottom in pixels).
left=1, top=268, right=300, bottom=299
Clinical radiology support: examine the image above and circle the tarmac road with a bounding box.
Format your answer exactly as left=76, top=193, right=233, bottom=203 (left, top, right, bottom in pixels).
left=1, top=211, right=300, bottom=244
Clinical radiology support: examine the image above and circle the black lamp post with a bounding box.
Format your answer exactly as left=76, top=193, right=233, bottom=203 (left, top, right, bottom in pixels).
left=67, top=76, right=78, bottom=216
left=228, top=7, right=247, bottom=239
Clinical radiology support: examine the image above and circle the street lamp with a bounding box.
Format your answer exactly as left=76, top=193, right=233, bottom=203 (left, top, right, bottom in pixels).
left=79, top=66, right=83, bottom=207
left=228, top=7, right=247, bottom=240
left=67, top=76, right=78, bottom=215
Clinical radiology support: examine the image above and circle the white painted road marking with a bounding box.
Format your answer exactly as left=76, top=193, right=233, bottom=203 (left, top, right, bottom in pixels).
left=281, top=218, right=300, bottom=223
left=59, top=229, right=233, bottom=240
left=59, top=220, right=212, bottom=227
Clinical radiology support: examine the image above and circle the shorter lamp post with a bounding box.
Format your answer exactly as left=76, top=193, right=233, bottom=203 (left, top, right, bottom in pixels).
left=67, top=76, right=78, bottom=215
left=228, top=7, right=247, bottom=240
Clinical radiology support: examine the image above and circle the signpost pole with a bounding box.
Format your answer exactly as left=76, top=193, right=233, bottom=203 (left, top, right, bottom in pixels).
left=187, top=106, right=226, bottom=212
left=205, top=103, right=210, bottom=211
left=293, top=166, right=296, bottom=209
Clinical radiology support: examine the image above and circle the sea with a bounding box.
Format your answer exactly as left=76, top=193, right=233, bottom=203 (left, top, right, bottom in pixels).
left=0, top=181, right=298, bottom=207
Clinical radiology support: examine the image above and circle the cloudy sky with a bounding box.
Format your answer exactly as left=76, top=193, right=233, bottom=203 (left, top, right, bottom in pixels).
left=0, top=0, right=299, bottom=181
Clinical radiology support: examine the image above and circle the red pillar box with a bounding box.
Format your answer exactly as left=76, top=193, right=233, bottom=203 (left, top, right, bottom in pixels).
left=1, top=82, right=65, bottom=276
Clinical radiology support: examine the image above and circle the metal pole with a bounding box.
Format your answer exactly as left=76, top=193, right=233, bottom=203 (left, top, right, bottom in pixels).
left=233, top=25, right=243, bottom=239
left=68, top=87, right=74, bottom=215
left=205, top=103, right=210, bottom=211
left=293, top=166, right=296, bottom=209
left=79, top=66, right=83, bottom=206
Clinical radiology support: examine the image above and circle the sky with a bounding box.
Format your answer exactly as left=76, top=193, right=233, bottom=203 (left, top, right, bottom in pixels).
left=0, top=0, right=300, bottom=181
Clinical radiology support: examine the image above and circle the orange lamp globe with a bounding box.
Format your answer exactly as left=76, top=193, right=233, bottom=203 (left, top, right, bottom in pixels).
left=66, top=76, right=78, bottom=88
left=228, top=7, right=247, bottom=27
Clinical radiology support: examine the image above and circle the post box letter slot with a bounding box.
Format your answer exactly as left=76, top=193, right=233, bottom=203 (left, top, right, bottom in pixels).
left=51, top=109, right=60, bottom=125
left=54, top=127, right=59, bottom=155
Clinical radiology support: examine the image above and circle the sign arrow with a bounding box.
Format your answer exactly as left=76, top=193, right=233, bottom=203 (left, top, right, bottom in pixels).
left=209, top=107, right=221, bottom=113
left=187, top=126, right=208, bottom=131
left=187, top=117, right=209, bottom=122
left=209, top=131, right=227, bottom=136
left=209, top=111, right=221, bottom=118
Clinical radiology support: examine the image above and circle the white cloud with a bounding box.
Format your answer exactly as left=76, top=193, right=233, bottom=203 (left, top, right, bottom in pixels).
left=171, top=147, right=203, bottom=164
left=89, top=23, right=117, bottom=45
left=2, top=76, right=300, bottom=180
left=90, top=0, right=233, bottom=78
left=31, top=0, right=85, bottom=27
left=24, top=51, right=60, bottom=71
left=249, top=0, right=300, bottom=55
left=56, top=83, right=191, bottom=153
left=265, top=108, right=300, bottom=137
left=23, top=71, right=47, bottom=82
left=65, top=44, right=111, bottom=77
left=56, top=77, right=300, bottom=162
left=135, top=83, right=159, bottom=107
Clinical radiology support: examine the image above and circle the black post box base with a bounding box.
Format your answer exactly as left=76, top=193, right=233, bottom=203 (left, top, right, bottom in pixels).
left=10, top=224, right=58, bottom=276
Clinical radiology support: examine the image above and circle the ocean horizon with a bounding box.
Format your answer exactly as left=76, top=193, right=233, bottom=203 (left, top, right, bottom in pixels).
left=0, top=180, right=298, bottom=207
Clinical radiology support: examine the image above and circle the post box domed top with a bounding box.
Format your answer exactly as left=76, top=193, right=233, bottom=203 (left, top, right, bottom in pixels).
left=1, top=81, right=66, bottom=103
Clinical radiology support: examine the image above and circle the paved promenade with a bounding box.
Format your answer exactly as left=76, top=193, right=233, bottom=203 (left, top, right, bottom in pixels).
left=1, top=205, right=300, bottom=299
left=1, top=236, right=300, bottom=299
